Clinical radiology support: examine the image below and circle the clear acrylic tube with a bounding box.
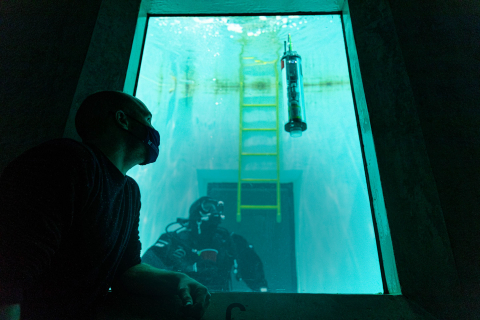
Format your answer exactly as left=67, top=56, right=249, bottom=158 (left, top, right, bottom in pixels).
left=281, top=37, right=307, bottom=137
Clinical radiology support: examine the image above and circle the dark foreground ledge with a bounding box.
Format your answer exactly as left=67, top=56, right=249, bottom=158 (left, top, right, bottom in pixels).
left=96, top=292, right=436, bottom=319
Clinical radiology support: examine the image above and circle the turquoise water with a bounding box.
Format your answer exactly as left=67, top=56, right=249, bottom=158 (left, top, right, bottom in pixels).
left=130, top=15, right=383, bottom=294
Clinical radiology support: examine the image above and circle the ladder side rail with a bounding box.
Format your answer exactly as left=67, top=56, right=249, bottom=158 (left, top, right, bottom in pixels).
left=237, top=51, right=246, bottom=223
left=275, top=58, right=282, bottom=223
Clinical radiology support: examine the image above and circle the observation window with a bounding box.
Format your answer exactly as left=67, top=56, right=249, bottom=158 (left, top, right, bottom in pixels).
left=129, top=14, right=383, bottom=294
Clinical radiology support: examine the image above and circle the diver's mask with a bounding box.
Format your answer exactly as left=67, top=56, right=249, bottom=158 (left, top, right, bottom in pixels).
left=199, top=199, right=225, bottom=224
left=124, top=114, right=160, bottom=165
left=192, top=199, right=225, bottom=235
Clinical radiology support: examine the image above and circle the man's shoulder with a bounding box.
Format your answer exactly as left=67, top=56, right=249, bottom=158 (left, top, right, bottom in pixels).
left=125, top=175, right=140, bottom=192
left=3, top=139, right=97, bottom=177
left=40, top=138, right=93, bottom=154
left=0, top=139, right=101, bottom=196
left=23, top=138, right=95, bottom=161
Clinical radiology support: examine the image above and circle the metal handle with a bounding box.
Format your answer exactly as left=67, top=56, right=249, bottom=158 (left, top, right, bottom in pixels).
left=225, top=303, right=246, bottom=320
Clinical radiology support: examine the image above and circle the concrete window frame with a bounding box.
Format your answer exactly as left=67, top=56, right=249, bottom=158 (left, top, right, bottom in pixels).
left=64, top=0, right=455, bottom=318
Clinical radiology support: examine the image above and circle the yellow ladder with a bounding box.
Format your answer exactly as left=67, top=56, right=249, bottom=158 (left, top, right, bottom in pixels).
left=237, top=56, right=281, bottom=223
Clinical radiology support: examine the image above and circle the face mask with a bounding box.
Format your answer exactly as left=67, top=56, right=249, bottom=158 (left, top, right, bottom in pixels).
left=196, top=199, right=225, bottom=233
left=124, top=114, right=160, bottom=165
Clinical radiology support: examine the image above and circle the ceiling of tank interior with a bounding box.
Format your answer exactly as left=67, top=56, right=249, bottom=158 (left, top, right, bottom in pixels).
left=147, top=0, right=345, bottom=15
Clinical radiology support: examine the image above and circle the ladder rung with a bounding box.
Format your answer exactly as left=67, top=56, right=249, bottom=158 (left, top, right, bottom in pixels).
left=242, top=128, right=276, bottom=131
left=242, top=104, right=277, bottom=107
left=241, top=153, right=277, bottom=156
left=244, top=61, right=276, bottom=66
left=240, top=205, right=278, bottom=210
left=241, top=178, right=278, bottom=182
left=244, top=63, right=267, bottom=66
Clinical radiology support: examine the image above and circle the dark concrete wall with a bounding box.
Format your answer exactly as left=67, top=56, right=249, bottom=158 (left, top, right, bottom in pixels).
left=348, top=0, right=458, bottom=317
left=349, top=0, right=480, bottom=318
left=0, top=1, right=102, bottom=174
left=386, top=0, right=480, bottom=314
left=62, top=0, right=145, bottom=141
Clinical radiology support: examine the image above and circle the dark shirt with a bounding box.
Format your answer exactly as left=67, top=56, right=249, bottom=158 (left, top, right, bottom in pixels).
left=0, top=139, right=142, bottom=319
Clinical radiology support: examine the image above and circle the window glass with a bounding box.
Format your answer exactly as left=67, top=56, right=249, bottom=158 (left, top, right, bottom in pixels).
left=130, top=15, right=383, bottom=294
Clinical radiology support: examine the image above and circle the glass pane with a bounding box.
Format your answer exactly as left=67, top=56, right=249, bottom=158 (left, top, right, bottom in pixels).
left=131, top=14, right=383, bottom=294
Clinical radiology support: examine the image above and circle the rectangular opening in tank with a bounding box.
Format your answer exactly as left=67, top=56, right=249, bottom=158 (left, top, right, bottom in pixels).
left=130, top=14, right=384, bottom=294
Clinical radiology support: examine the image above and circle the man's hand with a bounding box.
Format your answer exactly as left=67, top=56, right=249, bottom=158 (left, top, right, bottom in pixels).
left=176, top=273, right=211, bottom=319
left=118, top=263, right=211, bottom=319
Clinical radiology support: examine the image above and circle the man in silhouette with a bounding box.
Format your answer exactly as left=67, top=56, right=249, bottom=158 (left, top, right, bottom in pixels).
left=0, top=91, right=210, bottom=319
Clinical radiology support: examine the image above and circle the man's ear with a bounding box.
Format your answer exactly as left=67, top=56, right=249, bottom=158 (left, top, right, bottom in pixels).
left=114, top=110, right=129, bottom=130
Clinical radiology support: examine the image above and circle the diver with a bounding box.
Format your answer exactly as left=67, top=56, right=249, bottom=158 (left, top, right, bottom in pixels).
left=142, top=196, right=268, bottom=292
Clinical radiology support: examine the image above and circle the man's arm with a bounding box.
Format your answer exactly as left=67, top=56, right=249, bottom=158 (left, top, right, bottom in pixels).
left=117, top=263, right=182, bottom=296
left=117, top=263, right=210, bottom=318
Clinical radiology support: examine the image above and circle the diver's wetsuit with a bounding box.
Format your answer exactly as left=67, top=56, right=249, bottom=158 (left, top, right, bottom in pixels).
left=142, top=227, right=268, bottom=292
left=0, top=139, right=142, bottom=319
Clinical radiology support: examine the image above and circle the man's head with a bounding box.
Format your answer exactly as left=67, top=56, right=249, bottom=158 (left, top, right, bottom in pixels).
left=75, top=91, right=160, bottom=166
left=188, top=197, right=225, bottom=235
